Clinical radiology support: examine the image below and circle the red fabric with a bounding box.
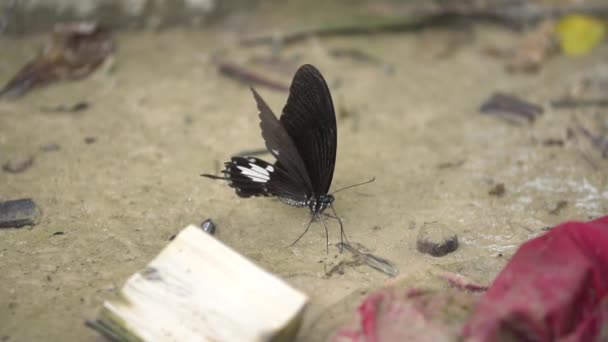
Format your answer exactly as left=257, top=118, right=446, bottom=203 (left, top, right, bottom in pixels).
left=463, top=216, right=608, bottom=342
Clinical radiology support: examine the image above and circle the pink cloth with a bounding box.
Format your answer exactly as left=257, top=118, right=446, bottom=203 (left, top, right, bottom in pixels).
left=463, top=216, right=608, bottom=341
left=331, top=216, right=608, bottom=342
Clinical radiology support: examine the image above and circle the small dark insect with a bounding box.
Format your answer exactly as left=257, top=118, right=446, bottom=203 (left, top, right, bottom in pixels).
left=200, top=218, right=216, bottom=235
left=203, top=64, right=372, bottom=253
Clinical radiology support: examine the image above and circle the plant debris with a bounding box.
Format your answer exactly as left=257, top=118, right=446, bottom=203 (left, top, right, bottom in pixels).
left=40, top=101, right=90, bottom=113
left=550, top=98, right=608, bottom=109
left=3, top=156, right=34, bottom=173
left=329, top=47, right=394, bottom=74
left=488, top=183, right=506, bottom=197
left=336, top=242, right=399, bottom=277
left=480, top=92, right=543, bottom=123
left=548, top=200, right=568, bottom=215
left=0, top=22, right=115, bottom=99
left=217, top=62, right=289, bottom=92
left=578, top=126, right=608, bottom=159
left=506, top=19, right=558, bottom=73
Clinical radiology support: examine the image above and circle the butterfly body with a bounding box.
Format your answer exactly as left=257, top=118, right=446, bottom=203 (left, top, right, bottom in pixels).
left=203, top=64, right=346, bottom=251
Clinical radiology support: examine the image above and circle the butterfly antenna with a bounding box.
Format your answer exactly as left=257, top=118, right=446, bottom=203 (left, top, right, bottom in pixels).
left=289, top=215, right=315, bottom=248
left=330, top=177, right=376, bottom=196
left=329, top=203, right=350, bottom=252
left=318, top=212, right=330, bottom=254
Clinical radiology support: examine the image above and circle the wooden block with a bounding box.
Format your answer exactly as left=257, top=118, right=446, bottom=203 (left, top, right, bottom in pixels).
left=91, top=225, right=308, bottom=342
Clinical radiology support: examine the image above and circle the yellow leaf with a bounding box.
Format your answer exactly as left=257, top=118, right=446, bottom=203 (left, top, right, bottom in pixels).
left=556, top=14, right=606, bottom=56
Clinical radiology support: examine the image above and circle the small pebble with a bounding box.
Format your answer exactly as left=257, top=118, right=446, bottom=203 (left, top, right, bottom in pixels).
left=0, top=198, right=41, bottom=228
left=201, top=218, right=216, bottom=235
left=2, top=156, right=34, bottom=173
left=40, top=143, right=60, bottom=152
left=416, top=222, right=459, bottom=257
left=84, top=137, right=97, bottom=144
left=488, top=183, right=506, bottom=197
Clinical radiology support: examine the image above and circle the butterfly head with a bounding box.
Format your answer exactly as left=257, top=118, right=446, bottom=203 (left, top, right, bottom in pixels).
left=308, top=194, right=334, bottom=214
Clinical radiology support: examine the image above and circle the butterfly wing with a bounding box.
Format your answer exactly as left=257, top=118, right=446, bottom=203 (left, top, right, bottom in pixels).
left=205, top=156, right=308, bottom=206
left=249, top=88, right=315, bottom=205
left=279, top=64, right=337, bottom=197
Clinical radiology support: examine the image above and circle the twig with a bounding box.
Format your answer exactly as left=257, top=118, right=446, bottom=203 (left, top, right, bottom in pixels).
left=218, top=62, right=289, bottom=92
left=551, top=99, right=608, bottom=109
left=240, top=4, right=608, bottom=47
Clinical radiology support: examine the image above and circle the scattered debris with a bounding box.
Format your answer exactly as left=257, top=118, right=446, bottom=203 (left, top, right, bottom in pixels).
left=548, top=200, right=568, bottom=215
left=578, top=126, right=608, bottom=159
left=40, top=143, right=61, bottom=152
left=541, top=138, right=564, bottom=146
left=200, top=218, right=216, bottom=235
left=84, top=136, right=97, bottom=144
left=241, top=3, right=608, bottom=47
left=506, top=19, right=558, bottom=73
left=437, top=159, right=465, bottom=169
left=416, top=222, right=459, bottom=257
left=324, top=259, right=364, bottom=278
left=2, top=155, right=34, bottom=173
left=0, top=0, right=17, bottom=34
left=436, top=271, right=488, bottom=293
left=217, top=62, right=289, bottom=92
left=40, top=101, right=90, bottom=113
left=0, top=22, right=115, bottom=99
left=329, top=47, right=394, bottom=74
left=480, top=92, right=543, bottom=123
left=488, top=183, right=506, bottom=197
left=337, top=242, right=399, bottom=277
left=551, top=98, right=608, bottom=109
left=0, top=198, right=41, bottom=228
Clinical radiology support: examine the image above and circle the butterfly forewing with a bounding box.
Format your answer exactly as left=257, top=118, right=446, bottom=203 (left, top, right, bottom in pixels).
left=251, top=87, right=314, bottom=203
left=279, top=64, right=337, bottom=197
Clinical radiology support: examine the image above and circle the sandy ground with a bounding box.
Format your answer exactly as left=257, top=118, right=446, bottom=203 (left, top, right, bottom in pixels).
left=0, top=9, right=607, bottom=341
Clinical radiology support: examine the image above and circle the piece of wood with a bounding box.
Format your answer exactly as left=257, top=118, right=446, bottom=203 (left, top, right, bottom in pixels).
left=91, top=225, right=308, bottom=342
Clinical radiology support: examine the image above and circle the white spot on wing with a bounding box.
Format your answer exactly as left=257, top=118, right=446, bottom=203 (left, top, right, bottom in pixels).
left=237, top=165, right=269, bottom=183
left=272, top=149, right=279, bottom=155
left=249, top=163, right=270, bottom=176
left=266, top=165, right=274, bottom=172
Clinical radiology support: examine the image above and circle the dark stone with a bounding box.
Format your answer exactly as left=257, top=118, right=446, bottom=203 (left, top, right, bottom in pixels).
left=416, top=222, right=459, bottom=257
left=2, top=156, right=34, bottom=173
left=84, top=136, right=97, bottom=144
left=488, top=183, right=506, bottom=197
left=0, top=198, right=41, bottom=228
left=201, top=218, right=216, bottom=235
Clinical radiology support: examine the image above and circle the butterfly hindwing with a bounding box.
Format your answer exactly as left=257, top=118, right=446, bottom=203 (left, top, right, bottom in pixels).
left=220, top=156, right=309, bottom=206
left=279, top=64, right=337, bottom=197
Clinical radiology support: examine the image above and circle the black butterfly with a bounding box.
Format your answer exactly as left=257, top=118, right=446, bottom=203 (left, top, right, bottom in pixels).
left=203, top=64, right=356, bottom=251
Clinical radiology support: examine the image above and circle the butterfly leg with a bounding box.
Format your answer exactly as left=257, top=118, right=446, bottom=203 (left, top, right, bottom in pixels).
left=317, top=213, right=330, bottom=254
left=329, top=203, right=350, bottom=252
left=289, top=214, right=315, bottom=249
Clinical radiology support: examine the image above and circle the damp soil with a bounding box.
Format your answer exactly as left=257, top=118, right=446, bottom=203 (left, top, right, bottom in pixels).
left=1, top=13, right=607, bottom=342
